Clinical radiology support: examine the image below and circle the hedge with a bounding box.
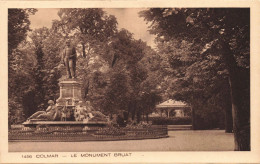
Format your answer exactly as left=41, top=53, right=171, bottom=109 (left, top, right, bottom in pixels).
left=150, top=117, right=191, bottom=125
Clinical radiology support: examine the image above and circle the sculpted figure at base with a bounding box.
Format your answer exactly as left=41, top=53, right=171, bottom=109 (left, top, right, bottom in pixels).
left=61, top=40, right=77, bottom=79
left=27, top=100, right=59, bottom=121
left=26, top=99, right=108, bottom=122
left=74, top=101, right=108, bottom=122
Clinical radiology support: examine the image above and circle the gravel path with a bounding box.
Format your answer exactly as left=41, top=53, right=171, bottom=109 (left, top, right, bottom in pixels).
left=9, top=130, right=234, bottom=152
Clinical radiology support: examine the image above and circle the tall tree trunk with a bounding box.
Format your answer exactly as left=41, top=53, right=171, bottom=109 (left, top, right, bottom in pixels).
left=136, top=110, right=141, bottom=123
left=228, top=75, right=250, bottom=151
left=131, top=109, right=136, bottom=121
left=225, top=104, right=233, bottom=133
left=82, top=43, right=86, bottom=58
left=224, top=79, right=233, bottom=133
left=222, top=41, right=250, bottom=151
left=191, top=106, right=197, bottom=130
left=128, top=100, right=136, bottom=121
left=146, top=113, right=149, bottom=123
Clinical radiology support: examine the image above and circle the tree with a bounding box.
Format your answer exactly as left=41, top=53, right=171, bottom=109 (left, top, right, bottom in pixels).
left=9, top=26, right=64, bottom=120
left=106, top=29, right=150, bottom=121
left=135, top=46, right=163, bottom=122
left=91, top=28, right=162, bottom=122
left=138, top=91, right=162, bottom=122
left=154, top=39, right=232, bottom=130
left=52, top=9, right=118, bottom=103
left=52, top=8, right=117, bottom=58
left=102, top=71, right=130, bottom=116
left=8, top=8, right=37, bottom=55
left=30, top=27, right=63, bottom=102
left=140, top=8, right=250, bottom=150
left=8, top=9, right=37, bottom=125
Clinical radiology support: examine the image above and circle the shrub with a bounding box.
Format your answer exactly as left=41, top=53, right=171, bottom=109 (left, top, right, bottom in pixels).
left=150, top=117, right=191, bottom=125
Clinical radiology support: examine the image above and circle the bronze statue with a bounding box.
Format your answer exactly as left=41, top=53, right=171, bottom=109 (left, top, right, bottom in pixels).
left=61, top=40, right=77, bottom=79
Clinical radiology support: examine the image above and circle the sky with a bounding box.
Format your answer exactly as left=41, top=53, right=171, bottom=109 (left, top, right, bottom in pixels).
left=29, top=8, right=156, bottom=48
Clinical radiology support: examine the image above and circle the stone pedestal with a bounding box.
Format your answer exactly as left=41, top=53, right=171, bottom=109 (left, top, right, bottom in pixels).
left=23, top=78, right=109, bottom=126
left=56, top=79, right=82, bottom=107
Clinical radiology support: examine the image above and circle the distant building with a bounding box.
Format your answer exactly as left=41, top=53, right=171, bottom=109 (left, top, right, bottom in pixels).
left=153, top=99, right=191, bottom=118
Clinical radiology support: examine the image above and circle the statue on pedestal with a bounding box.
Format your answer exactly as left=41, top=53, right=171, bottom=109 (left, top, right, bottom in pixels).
left=24, top=41, right=108, bottom=124
left=60, top=40, right=77, bottom=79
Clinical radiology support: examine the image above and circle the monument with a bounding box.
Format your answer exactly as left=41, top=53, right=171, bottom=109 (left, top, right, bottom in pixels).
left=23, top=40, right=108, bottom=126
left=9, top=40, right=168, bottom=141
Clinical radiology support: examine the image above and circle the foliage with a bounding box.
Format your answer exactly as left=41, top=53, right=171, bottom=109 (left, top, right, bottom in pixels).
left=8, top=8, right=37, bottom=54
left=8, top=9, right=37, bottom=125
left=102, top=71, right=130, bottom=115
left=20, top=27, right=63, bottom=118
left=8, top=25, right=64, bottom=123
left=99, top=29, right=162, bottom=122
left=95, top=127, right=126, bottom=136
left=52, top=9, right=118, bottom=110
left=52, top=9, right=163, bottom=122
left=8, top=8, right=162, bottom=129
left=53, top=8, right=117, bottom=58
left=140, top=8, right=250, bottom=150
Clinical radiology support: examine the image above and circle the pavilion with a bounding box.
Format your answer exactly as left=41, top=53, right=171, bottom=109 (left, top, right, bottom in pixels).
left=155, top=99, right=191, bottom=118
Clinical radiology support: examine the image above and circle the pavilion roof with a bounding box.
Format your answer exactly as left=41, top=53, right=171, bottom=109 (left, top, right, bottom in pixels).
left=156, top=99, right=189, bottom=108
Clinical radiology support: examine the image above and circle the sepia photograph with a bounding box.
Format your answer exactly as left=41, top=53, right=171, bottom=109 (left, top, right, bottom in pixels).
left=1, top=1, right=260, bottom=163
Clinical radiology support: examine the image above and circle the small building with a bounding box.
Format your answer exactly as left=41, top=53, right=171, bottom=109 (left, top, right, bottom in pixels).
left=155, top=99, right=190, bottom=118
